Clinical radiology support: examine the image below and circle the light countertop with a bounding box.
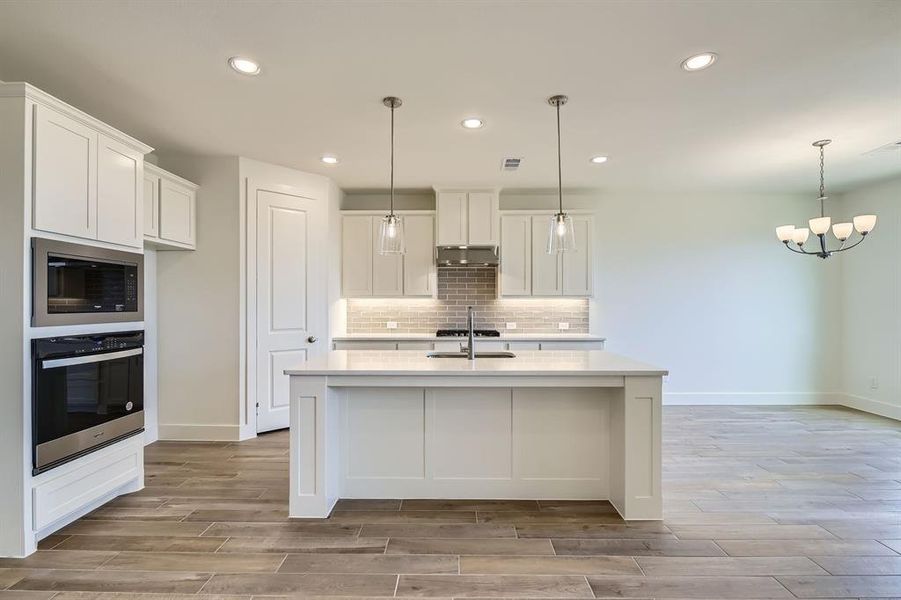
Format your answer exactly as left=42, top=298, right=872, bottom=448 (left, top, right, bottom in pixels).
left=333, top=333, right=606, bottom=342
left=285, top=350, right=666, bottom=377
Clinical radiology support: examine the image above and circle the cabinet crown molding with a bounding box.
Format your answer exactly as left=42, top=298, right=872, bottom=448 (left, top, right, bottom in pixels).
left=0, top=82, right=153, bottom=155
left=145, top=163, right=199, bottom=190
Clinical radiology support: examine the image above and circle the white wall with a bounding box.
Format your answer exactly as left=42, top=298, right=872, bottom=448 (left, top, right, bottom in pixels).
left=837, top=176, right=901, bottom=420
left=142, top=248, right=158, bottom=443
left=502, top=190, right=843, bottom=405
left=155, top=156, right=242, bottom=440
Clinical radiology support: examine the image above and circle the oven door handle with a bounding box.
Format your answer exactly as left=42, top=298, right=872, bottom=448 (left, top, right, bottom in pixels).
left=41, top=347, right=143, bottom=369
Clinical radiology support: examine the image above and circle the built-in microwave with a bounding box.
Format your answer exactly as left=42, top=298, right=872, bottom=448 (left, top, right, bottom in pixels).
left=32, top=238, right=143, bottom=327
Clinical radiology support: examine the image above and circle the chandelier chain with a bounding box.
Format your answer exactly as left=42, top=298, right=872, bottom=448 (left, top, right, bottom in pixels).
left=389, top=102, right=395, bottom=216
left=555, top=102, right=563, bottom=214
left=819, top=144, right=826, bottom=216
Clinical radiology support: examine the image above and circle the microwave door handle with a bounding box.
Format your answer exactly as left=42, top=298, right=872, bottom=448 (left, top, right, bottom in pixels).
left=41, top=348, right=143, bottom=369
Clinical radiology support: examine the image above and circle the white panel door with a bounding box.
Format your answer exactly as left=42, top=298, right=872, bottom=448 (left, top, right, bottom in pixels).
left=254, top=188, right=325, bottom=432
left=467, top=192, right=498, bottom=245
left=371, top=217, right=403, bottom=296
left=159, top=179, right=195, bottom=246
left=562, top=216, right=592, bottom=296
left=531, top=216, right=562, bottom=296
left=97, top=134, right=142, bottom=248
left=500, top=215, right=531, bottom=296
left=33, top=104, right=98, bottom=240
left=143, top=175, right=159, bottom=238
left=341, top=215, right=373, bottom=297
left=436, top=192, right=467, bottom=245
left=403, top=215, right=434, bottom=296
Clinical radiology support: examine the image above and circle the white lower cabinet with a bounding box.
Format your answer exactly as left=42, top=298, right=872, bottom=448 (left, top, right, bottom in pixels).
left=341, top=212, right=435, bottom=298
left=32, top=434, right=143, bottom=533
left=500, top=213, right=593, bottom=297
left=144, top=164, right=198, bottom=250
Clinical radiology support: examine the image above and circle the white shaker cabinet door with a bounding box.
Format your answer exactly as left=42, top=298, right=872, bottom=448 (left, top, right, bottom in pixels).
left=403, top=215, right=435, bottom=296
left=342, top=215, right=373, bottom=297
left=97, top=134, right=143, bottom=248
left=530, top=215, right=562, bottom=296
left=467, top=191, right=499, bottom=245
left=371, top=217, right=403, bottom=296
left=143, top=174, right=159, bottom=239
left=33, top=104, right=98, bottom=240
left=159, top=178, right=195, bottom=246
left=500, top=215, right=531, bottom=296
left=436, top=191, right=468, bottom=245
left=562, top=215, right=592, bottom=296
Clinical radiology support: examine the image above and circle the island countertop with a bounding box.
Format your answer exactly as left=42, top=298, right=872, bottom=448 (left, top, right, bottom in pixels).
left=285, top=349, right=666, bottom=377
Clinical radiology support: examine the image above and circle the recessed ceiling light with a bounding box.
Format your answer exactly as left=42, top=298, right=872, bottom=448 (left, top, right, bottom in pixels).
left=681, top=52, right=718, bottom=72
left=228, top=56, right=261, bottom=75
left=320, top=155, right=339, bottom=165
left=589, top=155, right=608, bottom=164
left=461, top=118, right=484, bottom=129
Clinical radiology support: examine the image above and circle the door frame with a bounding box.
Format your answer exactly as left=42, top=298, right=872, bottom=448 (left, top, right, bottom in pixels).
left=243, top=175, right=328, bottom=438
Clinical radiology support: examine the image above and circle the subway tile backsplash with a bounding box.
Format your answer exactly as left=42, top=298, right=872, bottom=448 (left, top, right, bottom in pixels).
left=347, top=267, right=589, bottom=334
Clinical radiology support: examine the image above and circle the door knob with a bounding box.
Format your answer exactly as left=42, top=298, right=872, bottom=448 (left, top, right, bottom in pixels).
left=307, top=336, right=318, bottom=343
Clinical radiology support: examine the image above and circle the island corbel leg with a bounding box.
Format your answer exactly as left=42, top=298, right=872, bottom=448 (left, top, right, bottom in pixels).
left=288, top=375, right=340, bottom=518
left=608, top=376, right=663, bottom=520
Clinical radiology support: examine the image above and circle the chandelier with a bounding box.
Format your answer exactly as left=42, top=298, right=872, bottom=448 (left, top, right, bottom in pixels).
left=775, top=140, right=876, bottom=258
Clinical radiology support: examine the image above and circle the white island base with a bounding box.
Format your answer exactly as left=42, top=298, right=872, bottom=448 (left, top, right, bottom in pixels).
left=285, top=350, right=666, bottom=521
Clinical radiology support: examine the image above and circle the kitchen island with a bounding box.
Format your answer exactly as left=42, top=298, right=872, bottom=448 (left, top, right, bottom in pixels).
left=284, top=350, right=667, bottom=520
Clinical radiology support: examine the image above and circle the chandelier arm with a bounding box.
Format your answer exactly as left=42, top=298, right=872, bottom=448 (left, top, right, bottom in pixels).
left=784, top=243, right=816, bottom=255
left=829, top=235, right=867, bottom=254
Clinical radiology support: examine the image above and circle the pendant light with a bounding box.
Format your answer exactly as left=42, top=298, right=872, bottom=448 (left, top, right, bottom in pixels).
left=775, top=140, right=876, bottom=259
left=547, top=95, right=576, bottom=253
left=378, top=96, right=405, bottom=254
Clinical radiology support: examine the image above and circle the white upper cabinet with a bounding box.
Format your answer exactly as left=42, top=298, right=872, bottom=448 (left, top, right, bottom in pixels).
left=371, top=217, right=403, bottom=297
left=33, top=104, right=98, bottom=241
left=500, top=213, right=593, bottom=298
left=144, top=164, right=198, bottom=250
left=499, top=215, right=531, bottom=296
left=342, top=215, right=374, bottom=297
left=435, top=189, right=499, bottom=246
left=562, top=215, right=592, bottom=296
left=341, top=212, right=435, bottom=298
left=29, top=90, right=152, bottom=249
left=467, top=192, right=500, bottom=245
left=97, top=135, right=143, bottom=248
left=403, top=214, right=436, bottom=297
left=531, top=215, right=562, bottom=296
left=143, top=174, right=159, bottom=239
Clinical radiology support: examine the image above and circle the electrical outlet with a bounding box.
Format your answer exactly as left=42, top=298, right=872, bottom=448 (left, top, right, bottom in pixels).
left=870, top=376, right=879, bottom=390
left=506, top=322, right=517, bottom=330
left=386, top=321, right=398, bottom=329
left=558, top=322, right=570, bottom=330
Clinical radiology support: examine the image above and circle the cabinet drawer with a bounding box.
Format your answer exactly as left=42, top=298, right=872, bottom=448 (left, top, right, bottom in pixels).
left=33, top=435, right=143, bottom=531
left=507, top=342, right=541, bottom=351
left=334, top=341, right=399, bottom=350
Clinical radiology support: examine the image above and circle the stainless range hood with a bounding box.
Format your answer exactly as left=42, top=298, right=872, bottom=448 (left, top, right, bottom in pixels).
left=436, top=245, right=499, bottom=267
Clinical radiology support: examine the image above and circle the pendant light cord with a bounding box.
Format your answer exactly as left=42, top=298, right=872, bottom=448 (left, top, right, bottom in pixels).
left=556, top=101, right=563, bottom=215
left=390, top=103, right=395, bottom=217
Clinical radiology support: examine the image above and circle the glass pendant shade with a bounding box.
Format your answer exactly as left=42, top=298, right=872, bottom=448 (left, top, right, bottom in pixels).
left=832, top=222, right=853, bottom=241
left=853, top=214, right=877, bottom=234
left=792, top=227, right=810, bottom=245
left=775, top=225, right=796, bottom=242
left=809, top=216, right=831, bottom=235
left=377, top=214, right=404, bottom=254
left=547, top=213, right=576, bottom=254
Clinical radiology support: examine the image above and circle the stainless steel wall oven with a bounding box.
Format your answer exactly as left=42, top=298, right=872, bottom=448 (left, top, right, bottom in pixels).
left=32, top=238, right=143, bottom=327
left=32, top=331, right=144, bottom=474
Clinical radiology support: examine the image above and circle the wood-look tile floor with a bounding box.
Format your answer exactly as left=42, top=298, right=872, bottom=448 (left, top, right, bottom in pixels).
left=2, top=405, right=900, bottom=599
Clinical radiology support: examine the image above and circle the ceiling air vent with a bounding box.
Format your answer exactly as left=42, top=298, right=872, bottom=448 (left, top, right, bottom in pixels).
left=501, top=157, right=523, bottom=171
left=863, top=140, right=901, bottom=156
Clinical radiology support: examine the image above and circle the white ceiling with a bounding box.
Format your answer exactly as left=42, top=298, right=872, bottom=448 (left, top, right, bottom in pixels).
left=0, top=0, right=899, bottom=193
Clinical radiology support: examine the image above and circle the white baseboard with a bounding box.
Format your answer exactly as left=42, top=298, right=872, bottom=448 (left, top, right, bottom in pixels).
left=664, top=392, right=843, bottom=406
left=840, top=393, right=901, bottom=421
left=157, top=423, right=244, bottom=441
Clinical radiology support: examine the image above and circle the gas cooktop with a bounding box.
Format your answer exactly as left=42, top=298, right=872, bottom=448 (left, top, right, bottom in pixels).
left=436, top=329, right=501, bottom=337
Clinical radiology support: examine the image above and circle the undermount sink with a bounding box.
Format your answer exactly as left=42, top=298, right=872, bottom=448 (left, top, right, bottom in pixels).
left=427, top=351, right=516, bottom=359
